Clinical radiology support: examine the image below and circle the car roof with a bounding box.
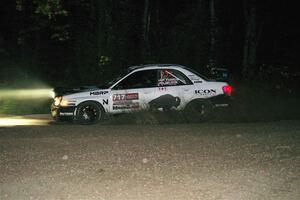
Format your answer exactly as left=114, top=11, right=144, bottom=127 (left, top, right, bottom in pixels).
left=127, top=64, right=210, bottom=81
left=128, top=64, right=186, bottom=72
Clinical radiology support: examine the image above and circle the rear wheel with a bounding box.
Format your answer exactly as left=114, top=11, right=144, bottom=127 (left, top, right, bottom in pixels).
left=184, top=100, right=213, bottom=122
left=75, top=102, right=104, bottom=124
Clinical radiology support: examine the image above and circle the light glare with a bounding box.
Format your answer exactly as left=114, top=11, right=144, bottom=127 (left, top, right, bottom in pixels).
left=54, top=96, right=62, bottom=106
left=0, top=89, right=53, bottom=99
left=0, top=117, right=50, bottom=127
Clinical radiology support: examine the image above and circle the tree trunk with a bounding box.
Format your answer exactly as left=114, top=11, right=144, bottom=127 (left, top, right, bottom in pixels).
left=209, top=0, right=217, bottom=67
left=242, top=0, right=257, bottom=79
left=142, top=0, right=150, bottom=61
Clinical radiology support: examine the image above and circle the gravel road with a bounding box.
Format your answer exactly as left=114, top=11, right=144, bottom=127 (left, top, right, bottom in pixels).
left=0, top=118, right=300, bottom=200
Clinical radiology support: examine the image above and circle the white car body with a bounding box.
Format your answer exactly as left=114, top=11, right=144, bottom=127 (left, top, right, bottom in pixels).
left=51, top=64, right=232, bottom=121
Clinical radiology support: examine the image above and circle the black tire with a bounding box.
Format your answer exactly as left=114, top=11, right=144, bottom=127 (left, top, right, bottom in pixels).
left=184, top=100, right=213, bottom=122
left=75, top=101, right=104, bottom=124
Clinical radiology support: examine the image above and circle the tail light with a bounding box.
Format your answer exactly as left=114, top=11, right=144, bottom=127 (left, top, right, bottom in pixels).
left=222, top=85, right=232, bottom=96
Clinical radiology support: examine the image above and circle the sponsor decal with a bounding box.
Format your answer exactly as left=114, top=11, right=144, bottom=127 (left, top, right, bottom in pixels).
left=195, top=89, right=217, bottom=95
left=158, top=78, right=177, bottom=86
left=158, top=69, right=187, bottom=86
left=158, top=87, right=167, bottom=91
left=149, top=94, right=181, bottom=110
left=158, top=70, right=178, bottom=86
left=193, top=81, right=202, bottom=83
left=103, top=99, right=109, bottom=105
left=59, top=112, right=74, bottom=116
left=113, top=102, right=139, bottom=110
left=90, top=91, right=109, bottom=96
left=113, top=93, right=139, bottom=101
left=112, top=93, right=139, bottom=110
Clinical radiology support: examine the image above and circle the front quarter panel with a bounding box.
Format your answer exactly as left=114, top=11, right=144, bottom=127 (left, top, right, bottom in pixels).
left=63, top=90, right=111, bottom=112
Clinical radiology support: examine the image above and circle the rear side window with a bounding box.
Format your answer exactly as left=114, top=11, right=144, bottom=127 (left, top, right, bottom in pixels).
left=158, top=69, right=192, bottom=86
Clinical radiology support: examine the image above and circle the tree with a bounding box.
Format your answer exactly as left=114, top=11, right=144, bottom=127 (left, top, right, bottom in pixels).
left=15, top=0, right=69, bottom=76
left=142, top=0, right=151, bottom=61
left=242, top=0, right=264, bottom=79
left=209, top=0, right=217, bottom=67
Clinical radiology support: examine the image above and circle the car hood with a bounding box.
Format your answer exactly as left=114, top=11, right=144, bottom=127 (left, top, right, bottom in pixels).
left=61, top=88, right=111, bottom=100
left=53, top=86, right=108, bottom=96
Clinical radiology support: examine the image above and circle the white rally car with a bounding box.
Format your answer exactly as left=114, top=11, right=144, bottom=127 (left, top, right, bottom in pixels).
left=51, top=64, right=232, bottom=123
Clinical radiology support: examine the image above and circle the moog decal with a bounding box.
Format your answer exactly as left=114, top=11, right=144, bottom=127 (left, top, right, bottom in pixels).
left=90, top=91, right=109, bottom=96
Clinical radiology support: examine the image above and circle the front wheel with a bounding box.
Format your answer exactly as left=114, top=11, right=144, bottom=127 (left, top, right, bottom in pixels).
left=184, top=100, right=213, bottom=122
left=75, top=102, right=104, bottom=124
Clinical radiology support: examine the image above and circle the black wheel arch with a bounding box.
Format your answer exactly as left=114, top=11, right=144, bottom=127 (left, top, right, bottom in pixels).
left=184, top=98, right=214, bottom=122
left=76, top=100, right=105, bottom=111
left=184, top=98, right=214, bottom=110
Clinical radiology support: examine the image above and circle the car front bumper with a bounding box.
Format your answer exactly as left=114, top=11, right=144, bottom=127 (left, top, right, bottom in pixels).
left=51, top=103, right=76, bottom=120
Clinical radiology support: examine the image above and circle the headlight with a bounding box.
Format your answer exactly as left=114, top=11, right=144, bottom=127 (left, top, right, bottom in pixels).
left=54, top=96, right=62, bottom=106
left=60, top=99, right=69, bottom=107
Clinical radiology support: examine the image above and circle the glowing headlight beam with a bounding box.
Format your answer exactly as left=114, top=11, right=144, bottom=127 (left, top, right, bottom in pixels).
left=0, top=117, right=50, bottom=127
left=0, top=89, right=54, bottom=99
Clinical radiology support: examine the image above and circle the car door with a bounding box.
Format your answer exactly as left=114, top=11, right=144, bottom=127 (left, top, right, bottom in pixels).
left=109, top=69, right=157, bottom=113
left=148, top=68, right=194, bottom=111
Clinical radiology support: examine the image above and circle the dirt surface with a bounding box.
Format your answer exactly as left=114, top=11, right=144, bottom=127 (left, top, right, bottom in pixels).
left=0, top=117, right=300, bottom=200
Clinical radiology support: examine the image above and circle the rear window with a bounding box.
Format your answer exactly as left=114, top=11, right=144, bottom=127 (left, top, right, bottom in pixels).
left=184, top=67, right=209, bottom=81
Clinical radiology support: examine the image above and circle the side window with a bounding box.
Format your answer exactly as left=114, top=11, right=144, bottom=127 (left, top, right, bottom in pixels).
left=113, top=70, right=157, bottom=90
left=158, top=69, right=192, bottom=86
